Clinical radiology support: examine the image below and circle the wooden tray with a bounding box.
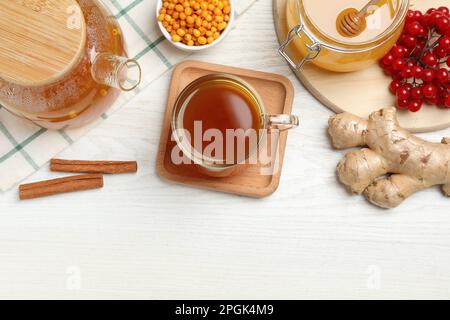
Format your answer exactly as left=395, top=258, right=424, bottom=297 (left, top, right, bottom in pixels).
left=156, top=61, right=295, bottom=197
left=273, top=0, right=450, bottom=133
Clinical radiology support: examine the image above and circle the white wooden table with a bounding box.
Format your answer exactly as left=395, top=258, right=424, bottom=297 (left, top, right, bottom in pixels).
left=1, top=0, right=450, bottom=299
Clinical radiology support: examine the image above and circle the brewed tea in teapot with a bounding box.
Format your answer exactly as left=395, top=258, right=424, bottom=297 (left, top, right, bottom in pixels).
left=0, top=0, right=141, bottom=129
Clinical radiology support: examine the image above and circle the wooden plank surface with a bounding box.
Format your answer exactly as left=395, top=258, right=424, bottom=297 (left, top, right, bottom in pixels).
left=0, top=0, right=450, bottom=299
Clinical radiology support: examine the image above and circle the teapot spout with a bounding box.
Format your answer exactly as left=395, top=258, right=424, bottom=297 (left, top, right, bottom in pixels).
left=91, top=53, right=141, bottom=91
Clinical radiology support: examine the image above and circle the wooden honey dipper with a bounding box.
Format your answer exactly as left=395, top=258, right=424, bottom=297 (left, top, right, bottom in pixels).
left=337, top=0, right=382, bottom=38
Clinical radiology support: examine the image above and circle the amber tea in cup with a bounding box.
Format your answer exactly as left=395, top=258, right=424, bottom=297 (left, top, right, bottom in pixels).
left=172, top=74, right=299, bottom=177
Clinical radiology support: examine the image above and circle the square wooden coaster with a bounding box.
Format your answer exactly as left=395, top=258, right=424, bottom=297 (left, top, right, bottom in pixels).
left=156, top=61, right=295, bottom=197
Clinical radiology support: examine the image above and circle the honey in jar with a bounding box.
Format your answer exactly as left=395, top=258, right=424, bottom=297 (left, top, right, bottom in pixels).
left=305, top=0, right=398, bottom=43
left=281, top=0, right=410, bottom=72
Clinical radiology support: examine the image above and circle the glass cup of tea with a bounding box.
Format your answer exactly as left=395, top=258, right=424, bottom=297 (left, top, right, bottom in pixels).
left=171, top=73, right=299, bottom=177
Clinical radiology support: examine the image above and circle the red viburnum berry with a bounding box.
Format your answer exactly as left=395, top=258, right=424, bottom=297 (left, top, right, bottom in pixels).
left=380, top=7, right=449, bottom=112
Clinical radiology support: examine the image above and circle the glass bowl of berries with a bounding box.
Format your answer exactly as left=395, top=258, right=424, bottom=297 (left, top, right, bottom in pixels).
left=380, top=6, right=450, bottom=112
left=156, top=0, right=235, bottom=52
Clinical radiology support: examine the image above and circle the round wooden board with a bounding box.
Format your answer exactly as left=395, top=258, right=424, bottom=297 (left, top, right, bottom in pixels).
left=273, top=0, right=450, bottom=133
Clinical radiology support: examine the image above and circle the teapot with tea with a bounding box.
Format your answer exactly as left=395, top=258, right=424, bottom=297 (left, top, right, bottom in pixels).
left=0, top=0, right=141, bottom=129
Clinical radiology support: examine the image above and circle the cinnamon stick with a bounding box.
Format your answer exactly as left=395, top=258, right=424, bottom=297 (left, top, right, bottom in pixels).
left=50, top=159, right=138, bottom=174
left=19, top=174, right=104, bottom=200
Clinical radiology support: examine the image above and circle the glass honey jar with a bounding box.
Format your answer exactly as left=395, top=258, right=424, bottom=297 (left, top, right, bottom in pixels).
left=280, top=0, right=410, bottom=72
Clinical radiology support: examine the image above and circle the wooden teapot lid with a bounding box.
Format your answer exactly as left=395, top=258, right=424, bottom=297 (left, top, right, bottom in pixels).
left=0, top=0, right=86, bottom=86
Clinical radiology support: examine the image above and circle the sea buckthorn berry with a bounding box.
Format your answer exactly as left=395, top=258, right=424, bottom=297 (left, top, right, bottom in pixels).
left=193, top=29, right=201, bottom=37
left=159, top=0, right=230, bottom=47
left=186, top=16, right=195, bottom=24
left=172, top=34, right=182, bottom=42
left=177, top=28, right=186, bottom=37
left=217, top=21, right=227, bottom=31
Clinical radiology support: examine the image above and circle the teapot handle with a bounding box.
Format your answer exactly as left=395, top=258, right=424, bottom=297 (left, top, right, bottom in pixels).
left=91, top=53, right=141, bottom=91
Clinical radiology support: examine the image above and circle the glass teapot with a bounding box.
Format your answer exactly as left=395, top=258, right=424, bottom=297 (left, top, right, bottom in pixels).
left=0, top=0, right=141, bottom=129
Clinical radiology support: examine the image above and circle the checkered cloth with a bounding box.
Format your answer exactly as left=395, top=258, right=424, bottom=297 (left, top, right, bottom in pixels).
left=0, top=0, right=256, bottom=191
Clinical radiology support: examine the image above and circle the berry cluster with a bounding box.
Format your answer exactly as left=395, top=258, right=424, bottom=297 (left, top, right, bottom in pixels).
left=380, top=7, right=450, bottom=112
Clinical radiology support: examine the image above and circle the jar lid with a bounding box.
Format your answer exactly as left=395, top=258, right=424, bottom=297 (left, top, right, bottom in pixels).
left=0, top=0, right=86, bottom=87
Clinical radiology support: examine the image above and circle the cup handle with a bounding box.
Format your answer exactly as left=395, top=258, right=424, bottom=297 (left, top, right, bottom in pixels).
left=265, top=114, right=299, bottom=131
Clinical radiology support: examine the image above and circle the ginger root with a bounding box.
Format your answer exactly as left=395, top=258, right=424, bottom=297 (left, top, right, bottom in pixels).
left=328, top=107, right=450, bottom=209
